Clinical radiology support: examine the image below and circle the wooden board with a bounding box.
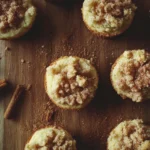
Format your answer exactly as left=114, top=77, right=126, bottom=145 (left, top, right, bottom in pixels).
left=1, top=0, right=150, bottom=149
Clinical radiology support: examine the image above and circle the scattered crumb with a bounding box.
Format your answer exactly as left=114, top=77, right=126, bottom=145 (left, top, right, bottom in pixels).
left=90, top=58, right=94, bottom=64
left=41, top=45, right=45, bottom=48
left=83, top=47, right=86, bottom=51
left=21, top=59, right=25, bottom=63
left=83, top=47, right=87, bottom=56
left=92, top=40, right=95, bottom=44
left=32, top=100, right=58, bottom=131
left=5, top=47, right=10, bottom=51
left=111, top=52, right=115, bottom=58
left=45, top=53, right=48, bottom=57
left=26, top=61, right=32, bottom=68
left=43, top=101, right=57, bottom=123
left=46, top=110, right=55, bottom=122
left=26, top=84, right=32, bottom=91
left=43, top=65, right=46, bottom=69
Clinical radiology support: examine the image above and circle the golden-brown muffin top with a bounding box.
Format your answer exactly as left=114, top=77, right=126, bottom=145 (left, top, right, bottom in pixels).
left=82, top=0, right=136, bottom=36
left=108, top=119, right=150, bottom=150
left=45, top=56, right=98, bottom=109
left=25, top=126, right=77, bottom=150
left=111, top=50, right=150, bottom=102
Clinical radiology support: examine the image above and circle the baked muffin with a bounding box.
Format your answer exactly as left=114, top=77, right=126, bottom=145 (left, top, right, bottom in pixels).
left=111, top=50, right=150, bottom=102
left=25, top=126, right=77, bottom=150
left=82, top=0, right=137, bottom=37
left=45, top=56, right=98, bottom=110
left=107, top=119, right=150, bottom=150
left=0, top=0, right=36, bottom=39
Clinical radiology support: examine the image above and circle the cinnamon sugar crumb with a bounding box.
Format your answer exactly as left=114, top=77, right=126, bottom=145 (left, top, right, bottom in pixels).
left=41, top=45, right=45, bottom=48
left=26, top=84, right=32, bottom=91
left=32, top=101, right=57, bottom=131
left=21, top=59, right=25, bottom=63
left=0, top=1, right=28, bottom=32
left=5, top=46, right=10, bottom=51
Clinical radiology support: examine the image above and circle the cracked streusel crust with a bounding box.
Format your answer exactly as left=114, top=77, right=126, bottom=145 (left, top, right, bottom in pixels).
left=45, top=56, right=98, bottom=109
left=0, top=0, right=36, bottom=39
left=107, top=120, right=150, bottom=150
left=82, top=0, right=136, bottom=37
left=25, top=126, right=76, bottom=150
left=111, top=50, right=150, bottom=102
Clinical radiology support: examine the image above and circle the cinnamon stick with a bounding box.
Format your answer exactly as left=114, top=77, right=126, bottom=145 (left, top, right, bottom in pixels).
left=4, top=85, right=24, bottom=119
left=0, top=79, right=7, bottom=89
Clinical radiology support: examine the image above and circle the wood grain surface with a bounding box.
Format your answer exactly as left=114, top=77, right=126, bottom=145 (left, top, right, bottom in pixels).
left=1, top=0, right=150, bottom=150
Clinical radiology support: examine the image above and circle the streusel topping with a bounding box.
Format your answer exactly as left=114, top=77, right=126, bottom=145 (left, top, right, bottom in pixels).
left=0, top=0, right=29, bottom=32
left=108, top=120, right=150, bottom=150
left=111, top=50, right=150, bottom=102
left=25, top=127, right=76, bottom=150
left=82, top=0, right=136, bottom=34
left=91, top=0, right=136, bottom=32
left=45, top=56, right=98, bottom=108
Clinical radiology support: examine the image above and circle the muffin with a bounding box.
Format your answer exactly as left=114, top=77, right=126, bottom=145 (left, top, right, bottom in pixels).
left=107, top=119, right=150, bottom=150
left=25, top=126, right=77, bottom=150
left=111, top=50, right=150, bottom=102
left=0, top=0, right=36, bottom=39
left=82, top=0, right=137, bottom=37
left=45, top=56, right=98, bottom=110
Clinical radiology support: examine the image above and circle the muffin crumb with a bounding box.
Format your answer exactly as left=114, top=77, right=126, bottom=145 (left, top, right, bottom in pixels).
left=26, top=84, right=32, bottom=91
left=21, top=59, right=25, bottom=63
left=5, top=46, right=10, bottom=51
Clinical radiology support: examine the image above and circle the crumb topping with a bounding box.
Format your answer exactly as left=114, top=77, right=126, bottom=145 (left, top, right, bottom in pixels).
left=46, top=57, right=98, bottom=108
left=25, top=127, right=76, bottom=150
left=108, top=120, right=150, bottom=150
left=0, top=0, right=29, bottom=32
left=90, top=0, right=136, bottom=32
left=115, top=51, right=150, bottom=102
